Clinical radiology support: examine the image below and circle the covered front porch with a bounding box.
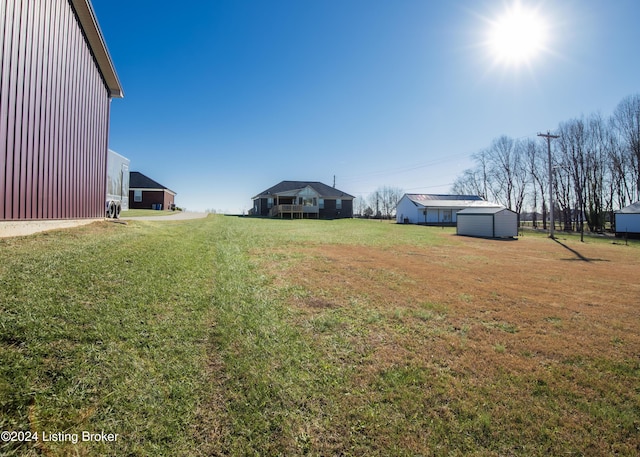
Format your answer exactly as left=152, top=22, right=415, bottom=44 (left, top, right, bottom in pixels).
left=268, top=186, right=321, bottom=219
left=418, top=207, right=455, bottom=226
left=269, top=203, right=319, bottom=218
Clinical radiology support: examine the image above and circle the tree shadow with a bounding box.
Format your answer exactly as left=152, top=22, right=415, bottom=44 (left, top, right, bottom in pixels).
left=552, top=238, right=609, bottom=262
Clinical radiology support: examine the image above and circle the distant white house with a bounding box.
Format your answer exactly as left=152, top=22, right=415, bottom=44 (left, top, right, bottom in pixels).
left=456, top=207, right=518, bottom=239
left=395, top=194, right=501, bottom=225
left=615, top=201, right=640, bottom=237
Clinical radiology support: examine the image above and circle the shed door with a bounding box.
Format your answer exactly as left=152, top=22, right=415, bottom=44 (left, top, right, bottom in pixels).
left=457, top=214, right=494, bottom=237
left=493, top=210, right=517, bottom=237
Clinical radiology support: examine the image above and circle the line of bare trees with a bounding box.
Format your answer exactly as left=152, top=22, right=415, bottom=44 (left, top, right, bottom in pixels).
left=355, top=186, right=404, bottom=219
left=451, top=93, right=640, bottom=233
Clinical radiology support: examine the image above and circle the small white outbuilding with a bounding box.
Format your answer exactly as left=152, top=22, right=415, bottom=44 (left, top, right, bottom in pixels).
left=615, top=201, right=640, bottom=237
left=395, top=194, right=500, bottom=225
left=456, top=207, right=518, bottom=239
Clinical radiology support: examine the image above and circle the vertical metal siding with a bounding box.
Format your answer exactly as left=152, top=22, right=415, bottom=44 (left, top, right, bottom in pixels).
left=0, top=0, right=110, bottom=220
left=494, top=210, right=517, bottom=238
left=457, top=214, right=494, bottom=238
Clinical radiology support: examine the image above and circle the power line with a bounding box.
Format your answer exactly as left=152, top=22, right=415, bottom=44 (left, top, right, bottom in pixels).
left=339, top=131, right=544, bottom=186
left=339, top=152, right=473, bottom=185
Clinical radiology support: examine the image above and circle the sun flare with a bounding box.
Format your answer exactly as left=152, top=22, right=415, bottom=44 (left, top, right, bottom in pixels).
left=486, top=2, right=548, bottom=67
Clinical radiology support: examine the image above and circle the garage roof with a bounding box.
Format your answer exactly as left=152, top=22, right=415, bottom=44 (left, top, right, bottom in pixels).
left=616, top=201, right=640, bottom=214
left=405, top=194, right=500, bottom=209
left=457, top=207, right=512, bottom=215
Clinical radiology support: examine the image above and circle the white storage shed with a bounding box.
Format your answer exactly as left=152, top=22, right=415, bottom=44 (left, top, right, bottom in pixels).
left=456, top=207, right=518, bottom=238
left=615, top=201, right=640, bottom=237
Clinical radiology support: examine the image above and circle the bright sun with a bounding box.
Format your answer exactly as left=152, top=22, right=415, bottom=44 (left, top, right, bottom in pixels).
left=487, top=2, right=548, bottom=67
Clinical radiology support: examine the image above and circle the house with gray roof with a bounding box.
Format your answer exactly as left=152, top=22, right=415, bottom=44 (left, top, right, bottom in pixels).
left=129, top=172, right=176, bottom=211
left=252, top=181, right=354, bottom=219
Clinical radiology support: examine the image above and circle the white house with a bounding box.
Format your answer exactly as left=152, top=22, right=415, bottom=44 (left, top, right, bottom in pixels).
left=456, top=207, right=518, bottom=239
left=396, top=194, right=501, bottom=225
left=615, top=201, right=640, bottom=237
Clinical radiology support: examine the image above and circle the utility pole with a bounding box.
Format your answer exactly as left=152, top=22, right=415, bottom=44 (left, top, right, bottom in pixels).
left=333, top=175, right=336, bottom=188
left=538, top=131, right=560, bottom=238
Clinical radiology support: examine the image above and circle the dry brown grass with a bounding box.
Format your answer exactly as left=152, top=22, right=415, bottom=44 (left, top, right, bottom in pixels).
left=258, top=230, right=640, bottom=455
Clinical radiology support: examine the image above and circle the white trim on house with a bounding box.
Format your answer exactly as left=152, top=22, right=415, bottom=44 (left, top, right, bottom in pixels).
left=129, top=188, right=177, bottom=197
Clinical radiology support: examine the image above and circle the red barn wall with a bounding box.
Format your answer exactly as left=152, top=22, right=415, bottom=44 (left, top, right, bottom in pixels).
left=0, top=0, right=110, bottom=220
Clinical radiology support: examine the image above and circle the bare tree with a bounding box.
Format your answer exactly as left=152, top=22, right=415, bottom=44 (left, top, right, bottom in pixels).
left=368, top=186, right=403, bottom=219
left=472, top=149, right=490, bottom=199
left=451, top=92, right=640, bottom=235
left=612, top=94, right=640, bottom=201
left=451, top=168, right=485, bottom=197
left=512, top=140, right=531, bottom=217
left=558, top=118, right=588, bottom=239
left=525, top=138, right=547, bottom=229
left=384, top=186, right=404, bottom=219
left=607, top=128, right=634, bottom=214
left=487, top=135, right=527, bottom=212
left=368, top=190, right=382, bottom=218
left=354, top=197, right=370, bottom=217
left=585, top=114, right=608, bottom=232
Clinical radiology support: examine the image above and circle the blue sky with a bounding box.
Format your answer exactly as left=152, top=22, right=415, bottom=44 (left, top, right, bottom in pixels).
left=92, top=0, right=640, bottom=213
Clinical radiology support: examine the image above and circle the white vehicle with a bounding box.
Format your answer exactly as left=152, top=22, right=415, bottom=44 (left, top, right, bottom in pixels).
left=106, top=149, right=130, bottom=218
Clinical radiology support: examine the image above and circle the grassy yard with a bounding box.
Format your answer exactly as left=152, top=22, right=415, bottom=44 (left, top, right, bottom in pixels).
left=119, top=209, right=179, bottom=217
left=1, top=216, right=638, bottom=456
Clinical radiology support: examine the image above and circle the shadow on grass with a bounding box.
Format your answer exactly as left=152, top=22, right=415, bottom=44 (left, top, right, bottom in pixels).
left=553, top=238, right=609, bottom=262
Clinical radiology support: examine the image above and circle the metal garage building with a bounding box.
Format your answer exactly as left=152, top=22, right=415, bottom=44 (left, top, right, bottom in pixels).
left=395, top=194, right=501, bottom=225
left=456, top=207, right=518, bottom=239
left=615, top=201, right=640, bottom=238
left=0, top=0, right=123, bottom=221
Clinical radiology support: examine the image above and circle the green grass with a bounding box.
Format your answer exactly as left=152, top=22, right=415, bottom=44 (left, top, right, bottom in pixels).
left=1, top=216, right=638, bottom=456
left=520, top=224, right=640, bottom=246
left=0, top=218, right=217, bottom=456
left=120, top=209, right=178, bottom=217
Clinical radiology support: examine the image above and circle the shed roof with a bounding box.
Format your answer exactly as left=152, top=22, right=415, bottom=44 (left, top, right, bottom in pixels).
left=71, top=0, right=123, bottom=98
left=616, top=201, right=640, bottom=214
left=254, top=181, right=355, bottom=199
left=457, top=206, right=513, bottom=215
left=403, top=194, right=500, bottom=209
left=130, top=172, right=176, bottom=195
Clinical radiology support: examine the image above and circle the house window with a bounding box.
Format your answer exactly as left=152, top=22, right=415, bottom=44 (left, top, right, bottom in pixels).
left=336, top=199, right=342, bottom=210
left=134, top=190, right=142, bottom=202
left=267, top=198, right=273, bottom=209
left=302, top=197, right=316, bottom=206
left=319, top=199, right=324, bottom=209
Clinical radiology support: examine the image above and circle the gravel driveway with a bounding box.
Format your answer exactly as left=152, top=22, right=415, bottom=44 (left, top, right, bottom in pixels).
left=0, top=212, right=208, bottom=238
